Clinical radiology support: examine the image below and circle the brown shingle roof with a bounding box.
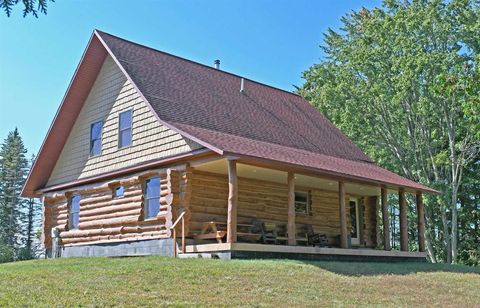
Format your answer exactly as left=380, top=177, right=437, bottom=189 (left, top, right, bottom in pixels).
left=97, top=31, right=373, bottom=163
left=22, top=30, right=437, bottom=196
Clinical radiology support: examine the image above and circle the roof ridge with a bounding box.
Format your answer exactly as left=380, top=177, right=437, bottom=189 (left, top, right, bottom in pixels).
left=94, top=29, right=303, bottom=99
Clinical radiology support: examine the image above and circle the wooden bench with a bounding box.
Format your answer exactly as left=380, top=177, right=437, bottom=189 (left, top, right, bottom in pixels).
left=194, top=221, right=261, bottom=243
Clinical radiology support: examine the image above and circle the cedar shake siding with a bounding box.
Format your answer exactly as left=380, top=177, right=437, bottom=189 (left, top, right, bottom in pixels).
left=47, top=55, right=203, bottom=186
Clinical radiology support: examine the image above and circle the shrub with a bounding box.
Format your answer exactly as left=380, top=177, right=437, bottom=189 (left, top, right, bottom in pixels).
left=0, top=244, right=14, bottom=263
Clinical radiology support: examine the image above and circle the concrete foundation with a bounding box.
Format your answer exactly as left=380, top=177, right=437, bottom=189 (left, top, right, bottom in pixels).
left=58, top=238, right=175, bottom=258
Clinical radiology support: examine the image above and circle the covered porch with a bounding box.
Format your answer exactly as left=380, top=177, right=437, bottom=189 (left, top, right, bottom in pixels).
left=175, top=156, right=427, bottom=260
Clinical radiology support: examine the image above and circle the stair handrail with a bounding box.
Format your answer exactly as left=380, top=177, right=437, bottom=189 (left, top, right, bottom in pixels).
left=170, top=211, right=186, bottom=257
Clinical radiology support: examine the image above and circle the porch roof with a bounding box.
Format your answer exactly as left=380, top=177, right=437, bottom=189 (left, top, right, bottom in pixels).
left=182, top=125, right=437, bottom=193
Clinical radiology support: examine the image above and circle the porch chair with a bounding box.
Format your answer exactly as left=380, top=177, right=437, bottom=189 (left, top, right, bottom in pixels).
left=274, top=224, right=289, bottom=245
left=251, top=220, right=276, bottom=245
left=305, top=224, right=328, bottom=247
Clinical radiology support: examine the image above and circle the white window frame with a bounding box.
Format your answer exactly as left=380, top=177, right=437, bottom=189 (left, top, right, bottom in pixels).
left=144, top=176, right=161, bottom=219
left=68, top=194, right=81, bottom=230
left=294, top=190, right=311, bottom=215
left=350, top=197, right=360, bottom=246
left=89, top=119, right=103, bottom=157
left=118, top=109, right=133, bottom=149
left=113, top=185, right=125, bottom=198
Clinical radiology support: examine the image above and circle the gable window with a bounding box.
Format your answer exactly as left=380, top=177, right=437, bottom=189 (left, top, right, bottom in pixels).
left=144, top=176, right=160, bottom=219
left=118, top=109, right=132, bottom=148
left=295, top=191, right=311, bottom=215
left=90, top=120, right=103, bottom=156
left=113, top=186, right=125, bottom=198
left=69, top=194, right=81, bottom=229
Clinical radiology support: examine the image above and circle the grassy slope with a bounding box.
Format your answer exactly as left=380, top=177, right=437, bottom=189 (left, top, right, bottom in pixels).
left=0, top=257, right=478, bottom=307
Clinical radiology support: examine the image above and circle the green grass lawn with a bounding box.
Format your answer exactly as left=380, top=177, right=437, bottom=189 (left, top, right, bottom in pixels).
left=0, top=257, right=478, bottom=307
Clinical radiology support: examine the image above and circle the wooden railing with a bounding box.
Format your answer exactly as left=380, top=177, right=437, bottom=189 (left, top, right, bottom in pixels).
left=170, top=211, right=186, bottom=257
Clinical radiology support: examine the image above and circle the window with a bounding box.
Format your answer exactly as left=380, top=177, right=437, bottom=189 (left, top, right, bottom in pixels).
left=113, top=186, right=125, bottom=198
left=90, top=120, right=103, bottom=156
left=144, top=176, right=160, bottom=219
left=295, top=191, right=311, bottom=215
left=118, top=109, right=132, bottom=148
left=69, top=194, right=81, bottom=229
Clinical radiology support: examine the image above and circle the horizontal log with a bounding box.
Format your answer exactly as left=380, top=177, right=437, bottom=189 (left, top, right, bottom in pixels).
left=44, top=192, right=66, bottom=202
left=79, top=195, right=112, bottom=206
left=60, top=227, right=123, bottom=238
left=44, top=218, right=68, bottom=225
left=80, top=202, right=142, bottom=218
left=78, top=215, right=140, bottom=229
left=122, top=225, right=167, bottom=233
left=80, top=195, right=143, bottom=211
left=79, top=208, right=141, bottom=223
left=124, top=189, right=143, bottom=198
left=61, top=230, right=171, bottom=244
left=160, top=194, right=173, bottom=206
left=61, top=231, right=171, bottom=246
left=80, top=183, right=111, bottom=195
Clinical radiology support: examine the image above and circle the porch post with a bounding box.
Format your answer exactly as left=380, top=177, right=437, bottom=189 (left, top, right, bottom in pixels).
left=416, top=192, right=426, bottom=252
left=227, top=158, right=238, bottom=243
left=381, top=187, right=391, bottom=250
left=399, top=188, right=408, bottom=251
left=339, top=181, right=348, bottom=248
left=287, top=172, right=296, bottom=245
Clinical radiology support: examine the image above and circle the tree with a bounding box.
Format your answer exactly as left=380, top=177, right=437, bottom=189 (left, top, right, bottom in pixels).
left=1, top=0, right=53, bottom=17
left=300, top=0, right=480, bottom=263
left=0, top=128, right=29, bottom=262
left=18, top=155, right=42, bottom=260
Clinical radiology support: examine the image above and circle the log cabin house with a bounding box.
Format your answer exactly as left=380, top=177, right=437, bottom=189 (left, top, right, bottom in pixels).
left=22, top=30, right=437, bottom=261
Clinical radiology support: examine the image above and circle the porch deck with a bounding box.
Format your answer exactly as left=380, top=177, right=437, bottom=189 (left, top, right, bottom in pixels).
left=182, top=243, right=427, bottom=262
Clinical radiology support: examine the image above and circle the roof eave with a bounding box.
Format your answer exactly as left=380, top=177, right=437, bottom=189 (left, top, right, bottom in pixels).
left=22, top=32, right=108, bottom=198
left=226, top=152, right=440, bottom=195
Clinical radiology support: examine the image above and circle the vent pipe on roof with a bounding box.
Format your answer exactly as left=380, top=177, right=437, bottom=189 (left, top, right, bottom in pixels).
left=240, top=78, right=245, bottom=93
left=214, top=59, right=220, bottom=69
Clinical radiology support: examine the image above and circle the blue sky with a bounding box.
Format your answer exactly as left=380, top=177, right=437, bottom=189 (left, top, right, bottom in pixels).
left=0, top=0, right=381, bottom=155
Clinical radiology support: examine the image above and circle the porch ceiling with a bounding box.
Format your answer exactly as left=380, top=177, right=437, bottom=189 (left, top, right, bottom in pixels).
left=193, top=159, right=383, bottom=197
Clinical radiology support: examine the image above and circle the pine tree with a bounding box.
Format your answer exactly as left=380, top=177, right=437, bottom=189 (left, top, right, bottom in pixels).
left=0, top=128, right=29, bottom=262
left=17, top=155, right=42, bottom=260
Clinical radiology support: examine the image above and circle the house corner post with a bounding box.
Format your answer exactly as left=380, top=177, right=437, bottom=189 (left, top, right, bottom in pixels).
left=339, top=181, right=348, bottom=248
left=381, top=187, right=391, bottom=250
left=287, top=172, right=296, bottom=246
left=416, top=192, right=426, bottom=252
left=227, top=158, right=238, bottom=243
left=399, top=188, right=408, bottom=251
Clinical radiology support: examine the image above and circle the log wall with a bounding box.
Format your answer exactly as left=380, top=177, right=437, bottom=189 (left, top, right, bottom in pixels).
left=363, top=196, right=378, bottom=247
left=42, top=167, right=182, bottom=248
left=42, top=166, right=378, bottom=249
left=187, top=170, right=378, bottom=247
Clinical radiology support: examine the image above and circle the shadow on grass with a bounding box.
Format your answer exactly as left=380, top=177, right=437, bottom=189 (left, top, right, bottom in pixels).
left=302, top=260, right=480, bottom=276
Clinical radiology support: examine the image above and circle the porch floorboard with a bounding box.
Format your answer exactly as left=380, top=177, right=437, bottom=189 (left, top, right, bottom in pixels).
left=184, top=243, right=427, bottom=261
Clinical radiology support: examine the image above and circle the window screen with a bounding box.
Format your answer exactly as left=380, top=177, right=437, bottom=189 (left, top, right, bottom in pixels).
left=118, top=109, right=132, bottom=148
left=90, top=120, right=103, bottom=156
left=113, top=186, right=125, bottom=198
left=144, top=177, right=160, bottom=219
left=294, top=191, right=311, bottom=214
left=69, top=195, right=81, bottom=229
